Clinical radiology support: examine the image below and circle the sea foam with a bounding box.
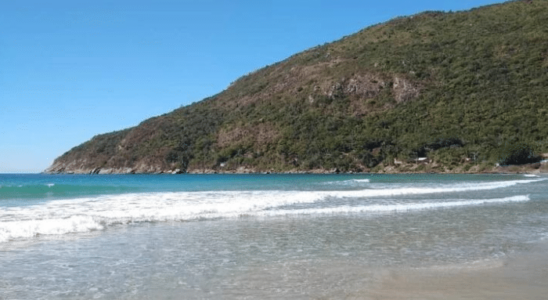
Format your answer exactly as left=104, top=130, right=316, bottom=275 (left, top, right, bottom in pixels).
left=325, top=178, right=370, bottom=186
left=256, top=195, right=530, bottom=217
left=0, top=178, right=543, bottom=243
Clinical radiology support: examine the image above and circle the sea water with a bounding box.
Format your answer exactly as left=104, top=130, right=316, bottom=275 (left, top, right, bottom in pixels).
left=0, top=174, right=547, bottom=299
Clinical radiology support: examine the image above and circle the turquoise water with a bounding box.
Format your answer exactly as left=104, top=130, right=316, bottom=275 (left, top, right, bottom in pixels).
left=1, top=174, right=547, bottom=298
left=0, top=174, right=373, bottom=202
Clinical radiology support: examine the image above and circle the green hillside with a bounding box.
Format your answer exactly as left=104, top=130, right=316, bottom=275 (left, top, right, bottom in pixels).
left=46, top=0, right=548, bottom=174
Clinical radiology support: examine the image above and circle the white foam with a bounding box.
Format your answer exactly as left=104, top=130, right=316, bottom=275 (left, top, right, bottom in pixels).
left=326, top=179, right=370, bottom=185
left=0, top=216, right=104, bottom=241
left=0, top=178, right=544, bottom=243
left=46, top=183, right=55, bottom=188
left=255, top=195, right=530, bottom=217
left=0, top=191, right=324, bottom=242
left=523, top=174, right=539, bottom=178
left=327, top=178, right=544, bottom=198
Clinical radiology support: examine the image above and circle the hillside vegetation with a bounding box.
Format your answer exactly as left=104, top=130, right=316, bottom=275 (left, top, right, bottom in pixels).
left=46, top=0, right=548, bottom=174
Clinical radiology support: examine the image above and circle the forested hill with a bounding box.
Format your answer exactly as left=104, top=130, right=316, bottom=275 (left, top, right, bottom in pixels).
left=46, top=0, right=548, bottom=174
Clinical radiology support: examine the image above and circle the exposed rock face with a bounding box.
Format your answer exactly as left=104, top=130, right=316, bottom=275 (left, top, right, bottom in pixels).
left=323, top=74, right=388, bottom=100
left=393, top=76, right=420, bottom=103
left=344, top=75, right=386, bottom=98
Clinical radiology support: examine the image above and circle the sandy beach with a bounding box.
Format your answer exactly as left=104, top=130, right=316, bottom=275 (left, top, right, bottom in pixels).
left=1, top=174, right=547, bottom=299
left=364, top=241, right=548, bottom=300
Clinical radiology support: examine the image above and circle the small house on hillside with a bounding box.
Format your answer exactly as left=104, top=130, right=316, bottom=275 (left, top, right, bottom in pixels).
left=416, top=157, right=430, bottom=164
left=404, top=157, right=431, bottom=164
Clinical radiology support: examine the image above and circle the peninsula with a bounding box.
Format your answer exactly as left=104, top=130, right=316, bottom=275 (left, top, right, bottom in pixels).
left=46, top=0, right=548, bottom=174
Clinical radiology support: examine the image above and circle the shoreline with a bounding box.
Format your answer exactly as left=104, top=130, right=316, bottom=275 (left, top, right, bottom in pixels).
left=2, top=173, right=547, bottom=299
left=43, top=164, right=548, bottom=175
left=364, top=240, right=548, bottom=300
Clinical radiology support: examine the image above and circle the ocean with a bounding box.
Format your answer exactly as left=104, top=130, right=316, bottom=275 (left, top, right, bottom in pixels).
left=1, top=174, right=547, bottom=299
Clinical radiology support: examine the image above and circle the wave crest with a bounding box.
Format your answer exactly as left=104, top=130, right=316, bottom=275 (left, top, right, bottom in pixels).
left=1, top=178, right=544, bottom=243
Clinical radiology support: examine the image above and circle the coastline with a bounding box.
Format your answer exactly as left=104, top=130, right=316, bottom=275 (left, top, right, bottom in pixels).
left=2, top=172, right=547, bottom=298
left=43, top=161, right=548, bottom=175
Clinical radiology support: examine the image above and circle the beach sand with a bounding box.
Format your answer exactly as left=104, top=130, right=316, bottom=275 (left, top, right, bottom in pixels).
left=362, top=242, right=548, bottom=300
left=156, top=241, right=548, bottom=299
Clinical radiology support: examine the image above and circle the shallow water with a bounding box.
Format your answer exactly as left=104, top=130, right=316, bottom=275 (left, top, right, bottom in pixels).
left=1, top=174, right=547, bottom=299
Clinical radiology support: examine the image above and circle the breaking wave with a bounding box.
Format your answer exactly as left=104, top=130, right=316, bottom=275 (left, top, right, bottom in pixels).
left=0, top=178, right=544, bottom=243
left=325, top=178, right=370, bottom=186
left=257, top=195, right=530, bottom=217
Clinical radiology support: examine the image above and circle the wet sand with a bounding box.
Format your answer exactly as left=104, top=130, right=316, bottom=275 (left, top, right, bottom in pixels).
left=364, top=241, right=548, bottom=300
left=152, top=242, right=548, bottom=299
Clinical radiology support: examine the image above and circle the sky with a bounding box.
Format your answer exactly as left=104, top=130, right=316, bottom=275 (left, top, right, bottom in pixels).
left=0, top=0, right=506, bottom=173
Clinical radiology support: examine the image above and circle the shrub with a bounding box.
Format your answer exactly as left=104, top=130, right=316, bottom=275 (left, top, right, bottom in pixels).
left=497, top=143, right=541, bottom=166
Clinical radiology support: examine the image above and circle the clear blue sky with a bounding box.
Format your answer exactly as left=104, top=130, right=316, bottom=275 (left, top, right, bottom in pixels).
left=1, top=0, right=505, bottom=173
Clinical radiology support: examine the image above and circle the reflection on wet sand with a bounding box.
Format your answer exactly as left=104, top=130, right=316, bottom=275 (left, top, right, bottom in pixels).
left=367, top=242, right=548, bottom=300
